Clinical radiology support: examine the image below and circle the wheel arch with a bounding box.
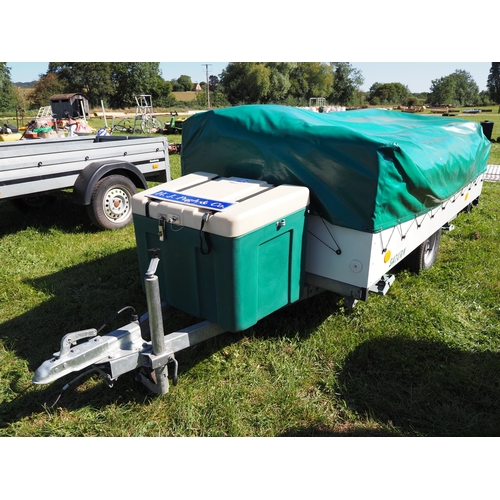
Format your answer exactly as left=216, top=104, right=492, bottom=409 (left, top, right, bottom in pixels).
left=73, top=160, right=148, bottom=206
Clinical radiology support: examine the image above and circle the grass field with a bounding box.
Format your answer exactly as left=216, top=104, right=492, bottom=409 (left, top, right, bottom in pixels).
left=172, top=91, right=199, bottom=102
left=0, top=115, right=499, bottom=437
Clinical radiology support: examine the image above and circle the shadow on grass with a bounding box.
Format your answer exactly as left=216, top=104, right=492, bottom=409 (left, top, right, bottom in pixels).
left=280, top=337, right=500, bottom=437
left=249, top=290, right=344, bottom=341
left=0, top=249, right=147, bottom=370
left=0, top=371, right=157, bottom=431
left=0, top=241, right=342, bottom=428
left=334, top=337, right=500, bottom=436
left=0, top=248, right=151, bottom=426
left=281, top=426, right=401, bottom=437
left=4, top=241, right=497, bottom=437
left=0, top=327, right=250, bottom=430
left=0, top=196, right=97, bottom=237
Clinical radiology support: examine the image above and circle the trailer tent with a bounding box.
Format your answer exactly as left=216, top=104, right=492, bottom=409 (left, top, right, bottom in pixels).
left=181, top=105, right=491, bottom=233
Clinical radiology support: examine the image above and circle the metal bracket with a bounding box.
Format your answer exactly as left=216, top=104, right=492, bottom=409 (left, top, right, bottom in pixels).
left=136, top=354, right=179, bottom=394
left=146, top=248, right=161, bottom=275
left=33, top=318, right=225, bottom=390
left=369, top=274, right=396, bottom=296
left=158, top=217, right=166, bottom=241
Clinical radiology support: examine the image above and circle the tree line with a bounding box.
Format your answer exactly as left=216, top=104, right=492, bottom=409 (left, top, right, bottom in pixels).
left=1, top=62, right=500, bottom=114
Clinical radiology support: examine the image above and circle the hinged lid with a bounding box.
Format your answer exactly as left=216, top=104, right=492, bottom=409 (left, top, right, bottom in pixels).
left=132, top=171, right=310, bottom=237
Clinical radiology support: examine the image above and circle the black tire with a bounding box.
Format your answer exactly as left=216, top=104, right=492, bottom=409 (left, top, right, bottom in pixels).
left=406, top=229, right=442, bottom=274
left=86, top=175, right=137, bottom=230
left=10, top=195, right=56, bottom=212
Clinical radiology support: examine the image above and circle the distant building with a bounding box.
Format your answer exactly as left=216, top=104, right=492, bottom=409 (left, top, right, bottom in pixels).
left=50, top=93, right=90, bottom=119
left=192, top=83, right=203, bottom=92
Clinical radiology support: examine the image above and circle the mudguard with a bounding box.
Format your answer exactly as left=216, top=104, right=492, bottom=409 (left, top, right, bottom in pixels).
left=73, top=160, right=148, bottom=205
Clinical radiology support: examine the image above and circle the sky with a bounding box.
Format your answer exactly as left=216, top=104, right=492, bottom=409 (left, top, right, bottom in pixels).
left=5, top=61, right=492, bottom=94
left=4, top=3, right=495, bottom=95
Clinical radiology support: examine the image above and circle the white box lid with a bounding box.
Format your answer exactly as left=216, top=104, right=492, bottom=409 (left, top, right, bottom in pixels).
left=133, top=171, right=310, bottom=237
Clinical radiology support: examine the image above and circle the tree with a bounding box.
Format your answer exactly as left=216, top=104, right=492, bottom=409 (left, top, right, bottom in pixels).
left=195, top=87, right=230, bottom=108
left=45, top=62, right=173, bottom=109
left=428, top=69, right=479, bottom=106
left=220, top=62, right=304, bottom=105
left=219, top=62, right=359, bottom=106
left=177, top=74, right=193, bottom=92
left=367, top=82, right=410, bottom=106
left=262, top=62, right=296, bottom=103
left=428, top=75, right=456, bottom=106
left=487, top=62, right=500, bottom=103
left=48, top=62, right=114, bottom=107
left=0, top=62, right=15, bottom=112
left=219, top=62, right=271, bottom=104
left=10, top=86, right=27, bottom=113
left=29, top=72, right=65, bottom=108
left=329, top=63, right=364, bottom=106
left=452, top=70, right=479, bottom=106
left=478, top=90, right=493, bottom=106
left=110, top=62, right=168, bottom=108
left=288, top=62, right=334, bottom=104
left=209, top=75, right=220, bottom=92
left=170, top=78, right=184, bottom=92
left=154, top=78, right=175, bottom=108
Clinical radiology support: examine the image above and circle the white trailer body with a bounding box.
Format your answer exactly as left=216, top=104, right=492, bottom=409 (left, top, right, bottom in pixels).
left=305, top=175, right=484, bottom=300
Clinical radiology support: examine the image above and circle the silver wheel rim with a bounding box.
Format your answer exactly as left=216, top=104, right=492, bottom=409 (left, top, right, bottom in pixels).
left=423, top=233, right=438, bottom=267
left=103, top=186, right=132, bottom=222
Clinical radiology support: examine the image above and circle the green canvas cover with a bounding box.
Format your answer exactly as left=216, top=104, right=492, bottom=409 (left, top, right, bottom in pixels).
left=181, top=105, right=490, bottom=233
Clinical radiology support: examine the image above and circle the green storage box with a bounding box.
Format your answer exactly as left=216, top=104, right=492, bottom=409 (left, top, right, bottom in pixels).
left=132, top=172, right=310, bottom=332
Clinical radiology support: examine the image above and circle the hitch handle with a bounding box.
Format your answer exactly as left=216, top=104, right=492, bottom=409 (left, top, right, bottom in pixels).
left=56, top=329, right=98, bottom=358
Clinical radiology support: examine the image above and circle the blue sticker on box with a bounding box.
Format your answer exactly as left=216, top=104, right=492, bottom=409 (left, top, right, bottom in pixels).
left=148, top=190, right=236, bottom=211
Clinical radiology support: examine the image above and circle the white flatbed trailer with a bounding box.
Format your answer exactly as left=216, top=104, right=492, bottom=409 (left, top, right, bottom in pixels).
left=0, top=135, right=169, bottom=229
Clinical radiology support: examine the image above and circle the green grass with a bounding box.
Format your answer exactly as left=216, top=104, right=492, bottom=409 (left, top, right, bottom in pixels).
left=447, top=113, right=500, bottom=164
left=0, top=170, right=499, bottom=436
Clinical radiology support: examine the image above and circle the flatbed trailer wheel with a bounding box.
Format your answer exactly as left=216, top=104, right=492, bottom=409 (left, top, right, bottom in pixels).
left=406, top=228, right=442, bottom=273
left=87, top=174, right=137, bottom=230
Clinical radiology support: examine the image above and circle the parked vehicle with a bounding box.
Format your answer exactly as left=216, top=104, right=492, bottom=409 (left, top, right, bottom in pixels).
left=0, top=135, right=169, bottom=229
left=33, top=106, right=491, bottom=395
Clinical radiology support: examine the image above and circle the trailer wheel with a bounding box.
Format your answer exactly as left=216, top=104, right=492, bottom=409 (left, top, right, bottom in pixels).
left=406, top=229, right=442, bottom=273
left=87, top=174, right=137, bottom=230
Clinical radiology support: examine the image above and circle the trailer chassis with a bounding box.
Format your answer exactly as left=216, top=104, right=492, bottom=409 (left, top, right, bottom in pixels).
left=33, top=250, right=225, bottom=395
